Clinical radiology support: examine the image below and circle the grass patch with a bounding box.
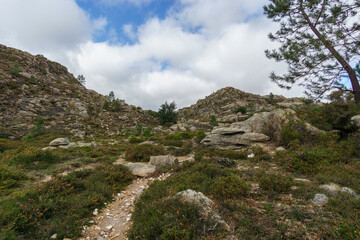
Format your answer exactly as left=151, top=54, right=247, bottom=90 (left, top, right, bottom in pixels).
left=125, top=144, right=167, bottom=162
left=0, top=164, right=134, bottom=240
left=128, top=160, right=243, bottom=239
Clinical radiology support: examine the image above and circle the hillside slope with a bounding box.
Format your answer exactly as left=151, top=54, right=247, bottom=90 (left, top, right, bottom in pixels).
left=178, top=86, right=303, bottom=119
left=0, top=44, right=155, bottom=138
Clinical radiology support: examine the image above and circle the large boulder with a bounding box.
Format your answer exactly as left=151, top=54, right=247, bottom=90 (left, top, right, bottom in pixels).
left=201, top=128, right=269, bottom=148
left=119, top=162, right=156, bottom=177
left=49, top=138, right=70, bottom=146
left=201, top=109, right=322, bottom=148
left=176, top=189, right=230, bottom=231
left=149, top=155, right=179, bottom=166
left=350, top=115, right=360, bottom=128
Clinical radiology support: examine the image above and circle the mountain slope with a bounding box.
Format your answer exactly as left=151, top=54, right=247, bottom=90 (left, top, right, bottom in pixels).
left=178, top=86, right=302, bottom=119
left=0, top=44, right=155, bottom=138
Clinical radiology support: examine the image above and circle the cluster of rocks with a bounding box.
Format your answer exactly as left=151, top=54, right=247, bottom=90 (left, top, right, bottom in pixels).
left=178, top=86, right=305, bottom=119
left=115, top=155, right=188, bottom=177
left=0, top=44, right=156, bottom=138
left=312, top=183, right=359, bottom=206
left=42, top=138, right=98, bottom=150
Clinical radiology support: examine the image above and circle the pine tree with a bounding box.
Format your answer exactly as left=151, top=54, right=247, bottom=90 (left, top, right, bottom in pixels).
left=264, top=0, right=360, bottom=102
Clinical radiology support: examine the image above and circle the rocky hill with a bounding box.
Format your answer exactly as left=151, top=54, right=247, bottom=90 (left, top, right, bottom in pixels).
left=178, top=86, right=304, bottom=119
left=0, top=44, right=155, bottom=138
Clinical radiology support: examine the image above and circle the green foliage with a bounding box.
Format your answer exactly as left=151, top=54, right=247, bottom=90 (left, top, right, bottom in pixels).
left=158, top=101, right=177, bottom=125
left=297, top=91, right=360, bottom=134
left=236, top=106, right=247, bottom=114
left=165, top=131, right=193, bottom=140
left=0, top=163, right=26, bottom=193
left=77, top=74, right=85, bottom=85
left=125, top=144, right=167, bottom=162
left=112, top=100, right=122, bottom=112
left=267, top=92, right=275, bottom=104
left=162, top=139, right=183, bottom=147
left=211, top=175, right=250, bottom=199
left=194, top=130, right=206, bottom=143
left=129, top=136, right=145, bottom=144
left=258, top=173, right=294, bottom=194
left=142, top=126, right=154, bottom=138
left=128, top=161, right=237, bottom=239
left=148, top=110, right=158, bottom=118
left=135, top=124, right=143, bottom=136
left=103, top=101, right=110, bottom=111
left=280, top=119, right=315, bottom=147
left=275, top=134, right=359, bottom=174
left=108, top=91, right=115, bottom=102
left=10, top=61, right=20, bottom=77
left=0, top=165, right=134, bottom=240
left=0, top=139, right=18, bottom=153
left=31, top=117, right=45, bottom=137
left=195, top=148, right=248, bottom=161
left=10, top=148, right=62, bottom=170
left=264, top=0, right=360, bottom=100
left=210, top=115, right=218, bottom=126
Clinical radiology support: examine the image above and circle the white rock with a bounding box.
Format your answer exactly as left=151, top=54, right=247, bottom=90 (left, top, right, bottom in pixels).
left=49, top=138, right=70, bottom=146
left=340, top=187, right=356, bottom=196
left=312, top=193, right=329, bottom=206
left=105, top=225, right=113, bottom=231
left=248, top=153, right=255, bottom=158
left=51, top=233, right=57, bottom=239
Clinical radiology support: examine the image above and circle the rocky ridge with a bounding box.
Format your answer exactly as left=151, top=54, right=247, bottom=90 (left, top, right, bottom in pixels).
left=0, top=44, right=155, bottom=138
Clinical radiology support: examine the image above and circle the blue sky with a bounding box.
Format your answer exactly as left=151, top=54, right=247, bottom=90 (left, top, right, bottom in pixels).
left=0, top=0, right=305, bottom=110
left=76, top=0, right=176, bottom=44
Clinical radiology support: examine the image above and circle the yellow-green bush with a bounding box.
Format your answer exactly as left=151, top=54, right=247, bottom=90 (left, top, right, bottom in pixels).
left=125, top=144, right=166, bottom=162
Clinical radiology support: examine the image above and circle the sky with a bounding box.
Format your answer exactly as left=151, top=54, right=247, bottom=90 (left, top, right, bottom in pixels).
left=0, top=0, right=305, bottom=110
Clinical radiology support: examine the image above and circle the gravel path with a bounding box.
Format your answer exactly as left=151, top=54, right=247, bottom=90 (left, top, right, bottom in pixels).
left=79, top=173, right=171, bottom=240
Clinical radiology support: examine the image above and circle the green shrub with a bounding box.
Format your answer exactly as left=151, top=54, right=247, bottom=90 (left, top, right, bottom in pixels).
left=142, top=126, right=154, bottom=137
left=0, top=139, right=19, bottom=153
left=10, top=61, right=20, bottom=77
left=211, top=175, right=250, bottom=199
left=103, top=101, right=110, bottom=111
left=280, top=119, right=314, bottom=147
left=125, top=144, right=167, bottom=162
left=165, top=132, right=193, bottom=140
left=162, top=139, right=183, bottom=147
left=129, top=136, right=145, bottom=144
left=195, top=148, right=248, bottom=161
left=135, top=124, right=143, bottom=136
left=6, top=147, right=62, bottom=170
left=210, top=115, right=218, bottom=126
left=128, top=161, right=235, bottom=239
left=237, top=106, right=247, bottom=114
left=31, top=117, right=45, bottom=137
left=0, top=165, right=134, bottom=240
left=158, top=101, right=177, bottom=125
left=194, top=130, right=206, bottom=143
left=0, top=164, right=26, bottom=192
left=258, top=173, right=294, bottom=194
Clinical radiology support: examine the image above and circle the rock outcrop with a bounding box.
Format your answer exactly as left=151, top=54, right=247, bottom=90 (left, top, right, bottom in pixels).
left=176, top=189, right=230, bottom=231
left=149, top=155, right=179, bottom=166
left=201, top=109, right=322, bottom=149
left=178, top=87, right=304, bottom=120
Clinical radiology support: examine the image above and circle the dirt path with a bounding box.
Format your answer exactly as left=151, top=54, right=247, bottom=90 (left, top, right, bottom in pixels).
left=79, top=172, right=171, bottom=240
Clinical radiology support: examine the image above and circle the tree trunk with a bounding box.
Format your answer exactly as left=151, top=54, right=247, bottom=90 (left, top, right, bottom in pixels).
left=300, top=0, right=360, bottom=103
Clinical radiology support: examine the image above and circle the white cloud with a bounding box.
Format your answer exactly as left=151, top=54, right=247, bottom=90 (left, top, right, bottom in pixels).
left=93, top=17, right=108, bottom=32
left=0, top=0, right=91, bottom=54
left=0, top=0, right=305, bottom=110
